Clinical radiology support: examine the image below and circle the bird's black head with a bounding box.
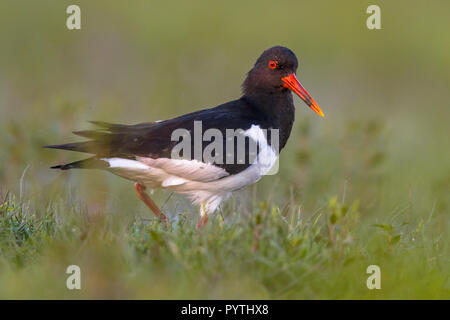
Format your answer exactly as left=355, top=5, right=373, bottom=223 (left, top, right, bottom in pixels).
left=243, top=46, right=324, bottom=117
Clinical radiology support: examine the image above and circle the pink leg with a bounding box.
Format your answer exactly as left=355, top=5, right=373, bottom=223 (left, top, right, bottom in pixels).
left=197, top=215, right=209, bottom=229
left=196, top=203, right=209, bottom=229
left=134, top=183, right=167, bottom=221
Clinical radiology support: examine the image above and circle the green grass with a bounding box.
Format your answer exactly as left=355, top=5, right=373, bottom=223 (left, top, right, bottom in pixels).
left=0, top=163, right=448, bottom=299
left=0, top=0, right=449, bottom=299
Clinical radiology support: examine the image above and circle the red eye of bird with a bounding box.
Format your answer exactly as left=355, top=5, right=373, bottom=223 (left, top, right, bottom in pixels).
left=268, top=60, right=277, bottom=69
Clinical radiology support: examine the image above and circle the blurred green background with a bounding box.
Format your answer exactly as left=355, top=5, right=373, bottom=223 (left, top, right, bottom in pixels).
left=0, top=1, right=448, bottom=299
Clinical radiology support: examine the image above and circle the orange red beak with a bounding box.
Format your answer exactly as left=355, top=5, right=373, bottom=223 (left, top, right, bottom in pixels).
left=281, top=74, right=324, bottom=117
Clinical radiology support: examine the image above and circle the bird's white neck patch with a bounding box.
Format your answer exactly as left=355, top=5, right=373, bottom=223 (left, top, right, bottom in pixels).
left=243, top=124, right=279, bottom=176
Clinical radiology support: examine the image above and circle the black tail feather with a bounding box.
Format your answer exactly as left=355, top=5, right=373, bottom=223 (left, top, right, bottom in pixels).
left=89, top=121, right=129, bottom=131
left=50, top=157, right=109, bottom=170
left=43, top=141, right=97, bottom=154
left=89, top=120, right=157, bottom=132
left=72, top=130, right=111, bottom=139
left=44, top=120, right=158, bottom=161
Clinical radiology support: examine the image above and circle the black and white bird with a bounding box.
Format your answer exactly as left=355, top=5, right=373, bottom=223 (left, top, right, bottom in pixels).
left=46, top=46, right=324, bottom=227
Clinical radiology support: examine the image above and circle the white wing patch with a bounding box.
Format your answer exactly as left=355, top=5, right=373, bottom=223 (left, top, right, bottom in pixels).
left=102, top=156, right=230, bottom=190
left=161, top=176, right=188, bottom=187
left=243, top=125, right=279, bottom=176
left=102, top=157, right=149, bottom=170
left=136, top=157, right=229, bottom=182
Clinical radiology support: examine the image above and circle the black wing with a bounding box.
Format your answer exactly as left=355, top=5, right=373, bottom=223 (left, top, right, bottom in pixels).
left=45, top=98, right=270, bottom=174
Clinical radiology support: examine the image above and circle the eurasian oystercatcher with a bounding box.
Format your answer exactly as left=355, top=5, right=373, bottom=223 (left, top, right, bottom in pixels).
left=46, top=46, right=324, bottom=227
